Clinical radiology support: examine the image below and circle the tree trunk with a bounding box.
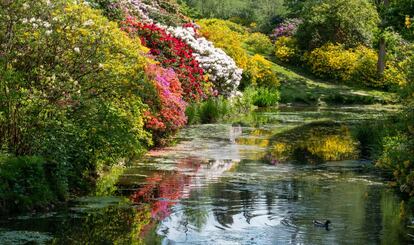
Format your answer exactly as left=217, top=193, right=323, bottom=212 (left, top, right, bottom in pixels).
left=377, top=37, right=386, bottom=75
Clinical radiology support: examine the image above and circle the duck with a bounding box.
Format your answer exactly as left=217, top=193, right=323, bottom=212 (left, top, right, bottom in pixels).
left=313, top=220, right=331, bottom=230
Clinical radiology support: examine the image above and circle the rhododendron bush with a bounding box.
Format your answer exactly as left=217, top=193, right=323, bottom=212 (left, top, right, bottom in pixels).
left=144, top=64, right=187, bottom=140
left=165, top=25, right=242, bottom=97
left=271, top=18, right=302, bottom=40
left=197, top=19, right=280, bottom=89
left=121, top=17, right=209, bottom=101
left=88, top=0, right=187, bottom=25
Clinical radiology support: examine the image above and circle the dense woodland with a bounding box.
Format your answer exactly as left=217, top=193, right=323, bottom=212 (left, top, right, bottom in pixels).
left=0, top=0, right=413, bottom=219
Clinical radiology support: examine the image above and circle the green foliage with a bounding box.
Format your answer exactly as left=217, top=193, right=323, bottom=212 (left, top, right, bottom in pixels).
left=0, top=0, right=152, bottom=210
left=86, top=0, right=125, bottom=20
left=384, top=0, right=414, bottom=40
left=186, top=96, right=231, bottom=124
left=250, top=87, right=280, bottom=107
left=95, top=165, right=125, bottom=196
left=244, top=32, right=274, bottom=55
left=377, top=135, right=414, bottom=195
left=182, top=0, right=287, bottom=33
left=376, top=48, right=414, bottom=196
left=0, top=156, right=56, bottom=212
left=296, top=0, right=380, bottom=49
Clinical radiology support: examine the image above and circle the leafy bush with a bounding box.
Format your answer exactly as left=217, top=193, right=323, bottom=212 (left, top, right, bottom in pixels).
left=377, top=135, right=414, bottom=195
left=274, top=36, right=299, bottom=63
left=244, top=32, right=274, bottom=55
left=86, top=0, right=126, bottom=20
left=250, top=87, right=280, bottom=107
left=186, top=96, right=231, bottom=124
left=0, top=1, right=153, bottom=207
left=296, top=0, right=379, bottom=49
left=376, top=48, right=414, bottom=196
left=0, top=156, right=56, bottom=212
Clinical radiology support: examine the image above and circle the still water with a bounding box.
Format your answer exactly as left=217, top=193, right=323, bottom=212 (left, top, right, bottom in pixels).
left=1, top=106, right=413, bottom=244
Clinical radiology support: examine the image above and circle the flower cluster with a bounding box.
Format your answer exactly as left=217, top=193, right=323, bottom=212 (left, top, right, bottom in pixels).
left=271, top=18, right=302, bottom=40
left=165, top=25, right=242, bottom=97
left=144, top=64, right=187, bottom=136
left=112, top=0, right=187, bottom=25
left=121, top=17, right=209, bottom=101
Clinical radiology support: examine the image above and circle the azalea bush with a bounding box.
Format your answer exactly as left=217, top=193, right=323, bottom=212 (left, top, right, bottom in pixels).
left=0, top=1, right=152, bottom=211
left=274, top=36, right=299, bottom=63
left=244, top=32, right=274, bottom=55
left=121, top=17, right=209, bottom=101
left=144, top=64, right=187, bottom=143
left=197, top=19, right=279, bottom=90
left=244, top=55, right=279, bottom=89
left=271, top=18, right=302, bottom=40
left=166, top=24, right=242, bottom=97
left=198, top=19, right=250, bottom=69
left=305, top=43, right=396, bottom=88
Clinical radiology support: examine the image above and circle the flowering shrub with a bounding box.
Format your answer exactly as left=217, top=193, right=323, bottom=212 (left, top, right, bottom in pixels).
left=144, top=64, right=187, bottom=141
left=121, top=17, right=209, bottom=101
left=197, top=19, right=250, bottom=69
left=244, top=32, right=274, bottom=55
left=0, top=1, right=153, bottom=208
left=274, top=36, right=299, bottom=63
left=305, top=43, right=359, bottom=81
left=112, top=0, right=188, bottom=25
left=165, top=25, right=242, bottom=97
left=271, top=18, right=302, bottom=40
left=197, top=19, right=279, bottom=90
left=245, top=55, right=279, bottom=88
left=305, top=44, right=381, bottom=87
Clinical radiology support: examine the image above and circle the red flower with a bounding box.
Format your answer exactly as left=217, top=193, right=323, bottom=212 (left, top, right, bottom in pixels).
left=120, top=17, right=210, bottom=102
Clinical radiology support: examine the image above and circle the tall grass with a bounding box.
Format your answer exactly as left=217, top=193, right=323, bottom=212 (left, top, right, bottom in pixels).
left=186, top=96, right=232, bottom=124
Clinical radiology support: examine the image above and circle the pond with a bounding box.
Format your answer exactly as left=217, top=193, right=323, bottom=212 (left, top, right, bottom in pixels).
left=1, top=106, right=413, bottom=245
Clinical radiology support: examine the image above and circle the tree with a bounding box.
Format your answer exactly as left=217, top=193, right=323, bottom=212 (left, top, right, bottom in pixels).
left=376, top=0, right=390, bottom=76
left=386, top=0, right=414, bottom=40
left=295, top=0, right=380, bottom=49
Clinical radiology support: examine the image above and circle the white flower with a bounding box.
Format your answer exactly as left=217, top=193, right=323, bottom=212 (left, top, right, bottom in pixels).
left=21, top=18, right=28, bottom=24
left=74, top=47, right=80, bottom=53
left=43, top=22, right=51, bottom=28
left=83, top=19, right=94, bottom=27
left=22, top=3, right=29, bottom=10
left=164, top=26, right=242, bottom=97
left=45, top=30, right=52, bottom=36
left=98, top=63, right=104, bottom=69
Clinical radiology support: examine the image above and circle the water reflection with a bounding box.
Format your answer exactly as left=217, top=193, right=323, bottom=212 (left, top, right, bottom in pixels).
left=265, top=121, right=359, bottom=164
left=0, top=106, right=412, bottom=244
